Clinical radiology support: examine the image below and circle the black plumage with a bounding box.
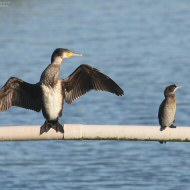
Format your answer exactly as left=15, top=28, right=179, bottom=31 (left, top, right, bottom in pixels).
left=0, top=48, right=124, bottom=134
left=0, top=77, right=41, bottom=112
left=63, top=64, right=124, bottom=104
left=158, top=84, right=180, bottom=143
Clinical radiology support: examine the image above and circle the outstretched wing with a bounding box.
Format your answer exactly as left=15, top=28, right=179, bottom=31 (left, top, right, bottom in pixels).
left=62, top=64, right=124, bottom=104
left=0, top=77, right=42, bottom=112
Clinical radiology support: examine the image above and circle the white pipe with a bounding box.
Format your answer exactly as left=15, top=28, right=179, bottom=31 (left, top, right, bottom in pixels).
left=0, top=125, right=189, bottom=142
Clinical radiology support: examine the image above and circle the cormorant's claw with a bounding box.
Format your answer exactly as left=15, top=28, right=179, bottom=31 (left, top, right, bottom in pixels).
left=51, top=122, right=64, bottom=133
left=40, top=121, right=64, bottom=135
left=160, top=126, right=166, bottom=131
left=169, top=124, right=176, bottom=128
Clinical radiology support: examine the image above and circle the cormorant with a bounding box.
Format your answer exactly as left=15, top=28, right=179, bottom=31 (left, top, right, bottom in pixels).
left=158, top=84, right=180, bottom=143
left=0, top=48, right=124, bottom=134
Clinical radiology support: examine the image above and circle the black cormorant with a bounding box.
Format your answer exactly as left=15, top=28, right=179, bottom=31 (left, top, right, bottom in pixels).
left=158, top=84, right=180, bottom=143
left=0, top=48, right=124, bottom=134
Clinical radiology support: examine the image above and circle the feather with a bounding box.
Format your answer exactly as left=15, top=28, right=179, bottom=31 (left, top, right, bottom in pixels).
left=62, top=64, right=124, bottom=104
left=0, top=77, right=42, bottom=112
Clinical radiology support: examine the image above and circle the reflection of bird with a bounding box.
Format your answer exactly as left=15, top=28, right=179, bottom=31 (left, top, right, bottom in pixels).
left=0, top=48, right=124, bottom=134
left=158, top=84, right=180, bottom=143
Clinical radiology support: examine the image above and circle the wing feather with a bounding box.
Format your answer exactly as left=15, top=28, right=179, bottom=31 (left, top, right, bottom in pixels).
left=0, top=77, right=42, bottom=112
left=63, top=64, right=124, bottom=104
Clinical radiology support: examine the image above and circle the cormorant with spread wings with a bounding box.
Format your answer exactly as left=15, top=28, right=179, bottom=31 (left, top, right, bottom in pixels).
left=0, top=48, right=124, bottom=134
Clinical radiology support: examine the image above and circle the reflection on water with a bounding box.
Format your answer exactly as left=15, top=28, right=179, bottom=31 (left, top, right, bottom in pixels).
left=0, top=0, right=190, bottom=189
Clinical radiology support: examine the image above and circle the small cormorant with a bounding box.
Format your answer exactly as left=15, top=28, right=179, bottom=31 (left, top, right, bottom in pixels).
left=0, top=48, right=124, bottom=134
left=158, top=84, right=180, bottom=143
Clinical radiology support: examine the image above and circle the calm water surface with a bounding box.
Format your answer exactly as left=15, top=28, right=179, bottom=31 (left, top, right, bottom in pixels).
left=0, top=0, right=190, bottom=189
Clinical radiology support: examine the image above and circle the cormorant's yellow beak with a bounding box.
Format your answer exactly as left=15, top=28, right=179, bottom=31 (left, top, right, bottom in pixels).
left=64, top=52, right=83, bottom=58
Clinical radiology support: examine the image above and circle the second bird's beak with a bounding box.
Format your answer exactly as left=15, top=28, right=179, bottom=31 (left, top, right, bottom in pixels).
left=175, top=86, right=181, bottom=92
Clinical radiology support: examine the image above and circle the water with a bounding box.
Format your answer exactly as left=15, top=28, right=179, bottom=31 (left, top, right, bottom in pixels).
left=0, top=0, right=190, bottom=189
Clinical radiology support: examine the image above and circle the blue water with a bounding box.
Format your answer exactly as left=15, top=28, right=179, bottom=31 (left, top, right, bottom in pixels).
left=0, top=0, right=190, bottom=189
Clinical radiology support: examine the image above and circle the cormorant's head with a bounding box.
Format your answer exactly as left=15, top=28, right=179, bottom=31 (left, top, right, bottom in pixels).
left=164, top=84, right=180, bottom=97
left=51, top=48, right=82, bottom=63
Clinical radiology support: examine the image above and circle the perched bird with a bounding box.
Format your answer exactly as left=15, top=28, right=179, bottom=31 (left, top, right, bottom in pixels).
left=158, top=84, right=180, bottom=143
left=0, top=48, right=124, bottom=134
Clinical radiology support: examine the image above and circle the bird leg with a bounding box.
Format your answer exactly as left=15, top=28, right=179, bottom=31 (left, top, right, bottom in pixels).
left=159, top=126, right=167, bottom=144
left=160, top=126, right=166, bottom=131
left=159, top=124, right=176, bottom=144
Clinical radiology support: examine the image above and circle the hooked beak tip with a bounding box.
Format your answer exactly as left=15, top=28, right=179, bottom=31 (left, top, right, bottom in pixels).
left=73, top=53, right=83, bottom=57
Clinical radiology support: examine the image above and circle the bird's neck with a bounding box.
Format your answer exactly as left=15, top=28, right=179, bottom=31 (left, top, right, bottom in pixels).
left=52, top=57, right=63, bottom=65
left=166, top=94, right=176, bottom=101
left=41, top=63, right=61, bottom=87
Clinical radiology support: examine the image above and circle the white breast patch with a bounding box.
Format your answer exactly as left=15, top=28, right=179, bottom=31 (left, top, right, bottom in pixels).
left=42, top=81, right=63, bottom=120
